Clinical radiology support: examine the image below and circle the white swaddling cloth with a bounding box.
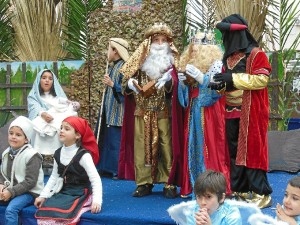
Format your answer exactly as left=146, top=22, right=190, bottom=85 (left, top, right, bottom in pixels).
left=33, top=97, right=78, bottom=137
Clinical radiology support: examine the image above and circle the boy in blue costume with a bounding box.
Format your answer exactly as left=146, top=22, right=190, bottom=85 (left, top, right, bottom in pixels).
left=168, top=170, right=242, bottom=224
left=249, top=176, right=300, bottom=225
left=95, top=38, right=130, bottom=179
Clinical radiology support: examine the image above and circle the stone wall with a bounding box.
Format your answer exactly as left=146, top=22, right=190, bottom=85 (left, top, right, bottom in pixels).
left=72, top=0, right=184, bottom=127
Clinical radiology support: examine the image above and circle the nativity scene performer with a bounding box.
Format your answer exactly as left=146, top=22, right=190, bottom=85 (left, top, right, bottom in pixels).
left=94, top=37, right=130, bottom=179
left=118, top=22, right=184, bottom=199
left=27, top=69, right=80, bottom=175
left=177, top=31, right=230, bottom=198
left=212, top=14, right=273, bottom=208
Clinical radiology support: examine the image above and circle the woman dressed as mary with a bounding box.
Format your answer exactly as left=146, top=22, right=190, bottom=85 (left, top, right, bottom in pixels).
left=27, top=69, right=80, bottom=174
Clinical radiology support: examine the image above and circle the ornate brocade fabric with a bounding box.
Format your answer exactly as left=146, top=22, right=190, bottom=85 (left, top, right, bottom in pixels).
left=225, top=53, right=244, bottom=109
left=225, top=90, right=243, bottom=106
left=134, top=71, right=171, bottom=118
left=227, top=52, right=246, bottom=70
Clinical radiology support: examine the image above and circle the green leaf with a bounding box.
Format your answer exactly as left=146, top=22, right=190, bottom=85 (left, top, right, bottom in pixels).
left=0, top=0, right=15, bottom=60
left=62, top=0, right=103, bottom=60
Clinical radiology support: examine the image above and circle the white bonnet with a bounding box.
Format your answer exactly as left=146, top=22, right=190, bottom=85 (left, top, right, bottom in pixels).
left=9, top=116, right=34, bottom=142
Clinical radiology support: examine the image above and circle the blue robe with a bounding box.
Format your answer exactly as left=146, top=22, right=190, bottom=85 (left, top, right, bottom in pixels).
left=27, top=69, right=67, bottom=158
left=178, top=74, right=220, bottom=192
left=97, top=59, right=125, bottom=175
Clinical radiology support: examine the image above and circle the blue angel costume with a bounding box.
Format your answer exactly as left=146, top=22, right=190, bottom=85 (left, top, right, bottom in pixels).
left=248, top=211, right=300, bottom=225
left=168, top=200, right=245, bottom=225
left=296, top=216, right=300, bottom=224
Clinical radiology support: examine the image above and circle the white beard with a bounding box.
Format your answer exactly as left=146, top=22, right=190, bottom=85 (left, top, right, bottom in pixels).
left=141, top=43, right=174, bottom=80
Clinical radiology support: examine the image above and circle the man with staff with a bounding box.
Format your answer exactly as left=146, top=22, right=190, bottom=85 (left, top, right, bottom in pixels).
left=95, top=38, right=130, bottom=179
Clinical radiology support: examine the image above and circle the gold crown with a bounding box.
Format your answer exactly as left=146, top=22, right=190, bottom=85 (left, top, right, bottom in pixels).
left=190, top=30, right=215, bottom=45
left=144, top=22, right=173, bottom=39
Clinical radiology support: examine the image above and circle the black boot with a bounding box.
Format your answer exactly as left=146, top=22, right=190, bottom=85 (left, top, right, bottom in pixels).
left=163, top=184, right=177, bottom=198
left=132, top=184, right=154, bottom=197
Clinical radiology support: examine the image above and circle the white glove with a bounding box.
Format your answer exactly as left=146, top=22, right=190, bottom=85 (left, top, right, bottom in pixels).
left=127, top=78, right=139, bottom=94
left=178, top=72, right=186, bottom=82
left=186, top=64, right=204, bottom=84
left=155, top=68, right=173, bottom=89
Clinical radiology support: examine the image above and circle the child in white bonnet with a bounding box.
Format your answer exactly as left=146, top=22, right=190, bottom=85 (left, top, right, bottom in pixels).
left=0, top=116, right=44, bottom=225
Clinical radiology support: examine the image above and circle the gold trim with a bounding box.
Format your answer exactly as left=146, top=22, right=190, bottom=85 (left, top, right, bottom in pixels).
left=144, top=23, right=173, bottom=39
left=216, top=83, right=226, bottom=95
left=119, top=39, right=151, bottom=79
left=225, top=89, right=243, bottom=106
left=236, top=48, right=262, bottom=166
left=227, top=52, right=245, bottom=70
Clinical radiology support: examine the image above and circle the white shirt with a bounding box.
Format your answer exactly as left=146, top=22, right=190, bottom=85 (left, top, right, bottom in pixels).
left=39, top=144, right=103, bottom=206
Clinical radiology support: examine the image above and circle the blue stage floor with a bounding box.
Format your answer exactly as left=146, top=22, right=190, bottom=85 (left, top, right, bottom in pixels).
left=0, top=171, right=296, bottom=225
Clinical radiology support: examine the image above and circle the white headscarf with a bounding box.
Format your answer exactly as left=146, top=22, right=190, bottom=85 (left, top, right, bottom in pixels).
left=27, top=69, right=67, bottom=120
left=9, top=116, right=34, bottom=142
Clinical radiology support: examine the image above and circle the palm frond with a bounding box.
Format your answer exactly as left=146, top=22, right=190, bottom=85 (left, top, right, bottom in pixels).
left=279, top=0, right=300, bottom=55
left=267, top=0, right=300, bottom=130
left=0, top=0, right=14, bottom=61
left=62, top=0, right=103, bottom=60
left=186, top=0, right=216, bottom=30
left=182, top=0, right=190, bottom=47
left=10, top=0, right=66, bottom=61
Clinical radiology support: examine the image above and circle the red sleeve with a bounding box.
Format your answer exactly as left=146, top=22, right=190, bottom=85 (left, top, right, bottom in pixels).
left=251, top=51, right=272, bottom=75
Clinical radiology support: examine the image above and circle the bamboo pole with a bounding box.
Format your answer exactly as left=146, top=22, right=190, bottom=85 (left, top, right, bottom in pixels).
left=96, top=37, right=109, bottom=144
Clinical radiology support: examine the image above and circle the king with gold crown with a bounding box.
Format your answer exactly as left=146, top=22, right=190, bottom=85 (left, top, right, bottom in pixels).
left=118, top=23, right=184, bottom=199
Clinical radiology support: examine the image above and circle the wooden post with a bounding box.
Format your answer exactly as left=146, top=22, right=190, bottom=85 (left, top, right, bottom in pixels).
left=269, top=51, right=280, bottom=130
left=53, top=61, right=58, bottom=79
left=22, top=62, right=27, bottom=111
left=5, top=64, right=11, bottom=109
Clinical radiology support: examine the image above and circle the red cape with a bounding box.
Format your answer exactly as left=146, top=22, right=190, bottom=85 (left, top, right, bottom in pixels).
left=118, top=93, right=136, bottom=180
left=118, top=67, right=184, bottom=186
left=236, top=49, right=271, bottom=171
left=179, top=88, right=231, bottom=195
left=204, top=97, right=231, bottom=194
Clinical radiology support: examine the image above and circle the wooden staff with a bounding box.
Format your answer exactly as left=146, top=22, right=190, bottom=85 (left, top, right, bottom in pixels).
left=96, top=39, right=110, bottom=144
